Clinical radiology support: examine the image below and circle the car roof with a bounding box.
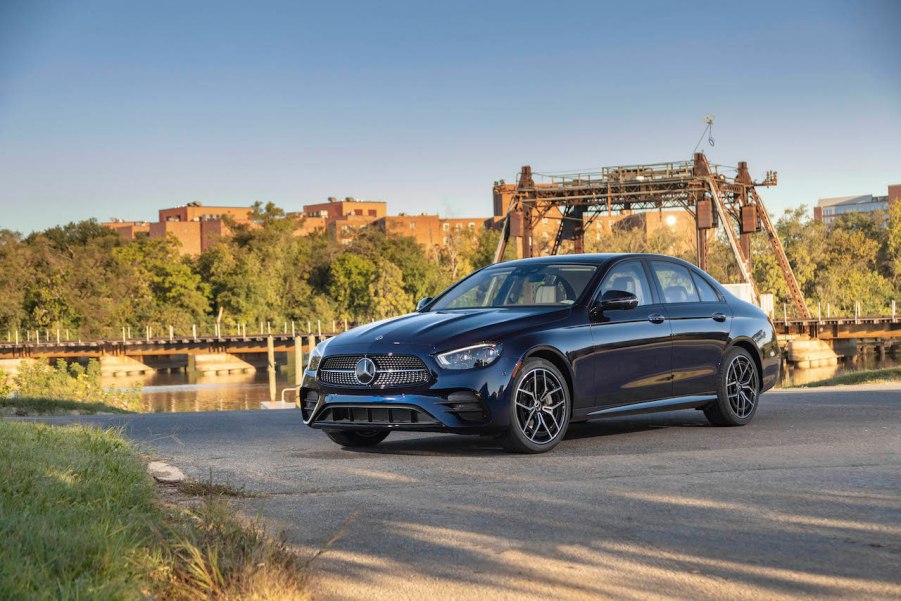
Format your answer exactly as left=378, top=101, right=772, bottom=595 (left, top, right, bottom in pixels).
left=491, top=253, right=697, bottom=269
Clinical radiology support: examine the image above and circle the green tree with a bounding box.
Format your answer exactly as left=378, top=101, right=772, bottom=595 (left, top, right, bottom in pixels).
left=328, top=252, right=376, bottom=320
left=887, top=201, right=901, bottom=286
left=113, top=236, right=210, bottom=331
left=368, top=259, right=413, bottom=319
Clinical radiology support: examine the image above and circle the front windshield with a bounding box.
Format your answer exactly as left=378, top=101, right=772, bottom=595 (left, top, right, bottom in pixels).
left=430, top=264, right=598, bottom=310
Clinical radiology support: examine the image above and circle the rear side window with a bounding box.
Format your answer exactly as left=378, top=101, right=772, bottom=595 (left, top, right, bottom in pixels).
left=650, top=261, right=699, bottom=303
left=691, top=271, right=721, bottom=302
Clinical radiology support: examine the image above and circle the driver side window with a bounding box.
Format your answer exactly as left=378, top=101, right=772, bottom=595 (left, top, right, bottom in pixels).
left=597, top=261, right=653, bottom=306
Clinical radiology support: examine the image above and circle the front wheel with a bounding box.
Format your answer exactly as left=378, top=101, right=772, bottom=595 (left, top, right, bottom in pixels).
left=325, top=430, right=390, bottom=447
left=497, top=358, right=571, bottom=453
left=704, top=347, right=760, bottom=426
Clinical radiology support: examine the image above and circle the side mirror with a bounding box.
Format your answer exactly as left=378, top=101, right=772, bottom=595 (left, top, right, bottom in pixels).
left=416, top=297, right=433, bottom=312
left=592, top=290, right=638, bottom=317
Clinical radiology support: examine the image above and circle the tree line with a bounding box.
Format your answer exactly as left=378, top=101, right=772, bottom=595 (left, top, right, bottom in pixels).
left=1, top=201, right=898, bottom=339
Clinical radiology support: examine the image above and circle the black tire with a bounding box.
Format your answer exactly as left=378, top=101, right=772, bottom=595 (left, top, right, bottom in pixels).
left=704, top=347, right=760, bottom=427
left=325, top=430, right=390, bottom=447
left=497, top=358, right=571, bottom=453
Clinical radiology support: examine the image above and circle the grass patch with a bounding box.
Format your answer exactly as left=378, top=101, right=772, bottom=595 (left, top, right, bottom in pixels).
left=0, top=396, right=134, bottom=416
left=175, top=471, right=260, bottom=498
left=0, top=420, right=308, bottom=600
left=796, top=367, right=901, bottom=388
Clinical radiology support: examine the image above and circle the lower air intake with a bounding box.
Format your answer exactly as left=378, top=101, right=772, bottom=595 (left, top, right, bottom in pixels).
left=316, top=405, right=439, bottom=426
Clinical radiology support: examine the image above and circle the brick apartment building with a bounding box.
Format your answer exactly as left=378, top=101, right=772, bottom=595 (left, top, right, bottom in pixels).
left=104, top=202, right=253, bottom=255
left=103, top=197, right=492, bottom=255
left=292, top=197, right=491, bottom=248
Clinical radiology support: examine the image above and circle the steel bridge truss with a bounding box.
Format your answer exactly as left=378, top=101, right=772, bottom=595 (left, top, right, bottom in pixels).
left=492, top=152, right=810, bottom=318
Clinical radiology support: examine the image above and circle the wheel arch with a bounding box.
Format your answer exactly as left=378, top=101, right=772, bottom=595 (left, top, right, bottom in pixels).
left=728, top=337, right=763, bottom=390
left=521, top=345, right=575, bottom=402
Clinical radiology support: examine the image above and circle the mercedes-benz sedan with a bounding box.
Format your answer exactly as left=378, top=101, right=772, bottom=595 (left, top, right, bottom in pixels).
left=299, top=254, right=780, bottom=453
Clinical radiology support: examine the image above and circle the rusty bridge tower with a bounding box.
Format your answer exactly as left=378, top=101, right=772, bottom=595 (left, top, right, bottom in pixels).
left=492, top=153, right=810, bottom=319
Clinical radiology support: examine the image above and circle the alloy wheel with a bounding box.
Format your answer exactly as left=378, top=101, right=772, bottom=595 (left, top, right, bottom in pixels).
left=514, top=367, right=567, bottom=445
left=726, top=354, right=758, bottom=418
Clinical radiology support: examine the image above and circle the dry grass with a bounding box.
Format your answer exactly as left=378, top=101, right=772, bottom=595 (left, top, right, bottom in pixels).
left=149, top=497, right=309, bottom=601
left=796, top=366, right=901, bottom=388
left=175, top=470, right=261, bottom=498
left=0, top=420, right=309, bottom=600
left=0, top=396, right=133, bottom=416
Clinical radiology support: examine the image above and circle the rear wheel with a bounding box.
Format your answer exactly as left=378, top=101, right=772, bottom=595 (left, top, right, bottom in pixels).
left=704, top=347, right=760, bottom=426
left=498, top=358, right=571, bottom=453
left=325, top=430, right=390, bottom=447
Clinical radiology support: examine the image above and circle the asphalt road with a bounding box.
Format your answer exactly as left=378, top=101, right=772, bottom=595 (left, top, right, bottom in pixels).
left=34, top=384, right=901, bottom=600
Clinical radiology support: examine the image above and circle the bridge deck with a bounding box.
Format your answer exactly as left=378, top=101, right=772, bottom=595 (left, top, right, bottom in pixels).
left=776, top=316, right=900, bottom=339
left=0, top=334, right=335, bottom=360
left=1, top=317, right=898, bottom=361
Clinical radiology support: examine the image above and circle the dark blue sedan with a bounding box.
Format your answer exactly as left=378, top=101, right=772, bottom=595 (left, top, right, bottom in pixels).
left=300, top=254, right=780, bottom=453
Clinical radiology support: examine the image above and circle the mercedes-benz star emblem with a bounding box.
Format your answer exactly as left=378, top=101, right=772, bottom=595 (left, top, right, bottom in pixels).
left=354, top=357, right=377, bottom=385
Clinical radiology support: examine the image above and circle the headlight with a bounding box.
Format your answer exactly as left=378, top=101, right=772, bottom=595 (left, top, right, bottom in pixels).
left=307, top=339, right=329, bottom=371
left=435, top=343, right=502, bottom=370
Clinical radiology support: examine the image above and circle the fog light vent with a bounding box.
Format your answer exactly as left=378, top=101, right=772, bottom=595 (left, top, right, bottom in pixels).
left=301, top=390, right=319, bottom=420
left=438, top=392, right=487, bottom=423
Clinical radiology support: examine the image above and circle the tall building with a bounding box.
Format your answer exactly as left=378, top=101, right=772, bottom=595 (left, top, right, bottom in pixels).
left=814, top=184, right=899, bottom=224
left=104, top=202, right=253, bottom=255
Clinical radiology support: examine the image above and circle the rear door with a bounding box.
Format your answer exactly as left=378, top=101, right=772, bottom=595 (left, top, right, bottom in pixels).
left=587, top=259, right=673, bottom=407
left=647, top=260, right=732, bottom=397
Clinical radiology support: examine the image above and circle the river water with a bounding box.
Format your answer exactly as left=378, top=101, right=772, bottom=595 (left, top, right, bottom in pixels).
left=123, top=354, right=901, bottom=413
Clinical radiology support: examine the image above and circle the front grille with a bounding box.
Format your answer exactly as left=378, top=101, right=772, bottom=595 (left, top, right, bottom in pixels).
left=318, top=354, right=430, bottom=388
left=316, top=405, right=439, bottom=425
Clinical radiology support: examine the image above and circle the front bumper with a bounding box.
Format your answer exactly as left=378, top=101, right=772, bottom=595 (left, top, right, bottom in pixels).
left=299, top=354, right=518, bottom=433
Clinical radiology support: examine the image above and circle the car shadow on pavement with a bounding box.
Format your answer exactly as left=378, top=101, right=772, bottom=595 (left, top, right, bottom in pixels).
left=337, top=412, right=712, bottom=456
left=564, top=413, right=710, bottom=441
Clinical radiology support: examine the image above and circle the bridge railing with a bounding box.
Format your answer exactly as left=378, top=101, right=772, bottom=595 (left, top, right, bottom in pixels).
left=1, top=318, right=356, bottom=347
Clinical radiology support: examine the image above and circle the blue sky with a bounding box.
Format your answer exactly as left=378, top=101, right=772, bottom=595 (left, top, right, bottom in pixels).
left=1, top=0, right=899, bottom=232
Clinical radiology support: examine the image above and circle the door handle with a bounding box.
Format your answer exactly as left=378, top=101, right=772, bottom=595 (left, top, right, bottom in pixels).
left=712, top=312, right=727, bottom=322
left=648, top=313, right=666, bottom=324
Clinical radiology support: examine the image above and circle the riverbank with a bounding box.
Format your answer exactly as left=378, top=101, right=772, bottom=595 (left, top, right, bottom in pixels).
left=0, top=396, right=134, bottom=416
left=0, top=419, right=308, bottom=599
left=794, top=366, right=901, bottom=388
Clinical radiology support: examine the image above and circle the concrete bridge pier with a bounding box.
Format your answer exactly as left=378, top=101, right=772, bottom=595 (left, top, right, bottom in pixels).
left=830, top=338, right=858, bottom=360
left=0, top=358, right=36, bottom=379
left=786, top=337, right=840, bottom=369
left=189, top=353, right=255, bottom=376
left=100, top=355, right=156, bottom=378
left=232, top=351, right=288, bottom=371
left=140, top=354, right=189, bottom=374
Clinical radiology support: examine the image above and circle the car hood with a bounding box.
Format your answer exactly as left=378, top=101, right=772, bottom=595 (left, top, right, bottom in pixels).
left=324, top=307, right=572, bottom=354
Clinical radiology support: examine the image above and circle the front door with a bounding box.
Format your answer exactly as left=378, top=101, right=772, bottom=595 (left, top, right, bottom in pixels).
left=588, top=260, right=673, bottom=407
